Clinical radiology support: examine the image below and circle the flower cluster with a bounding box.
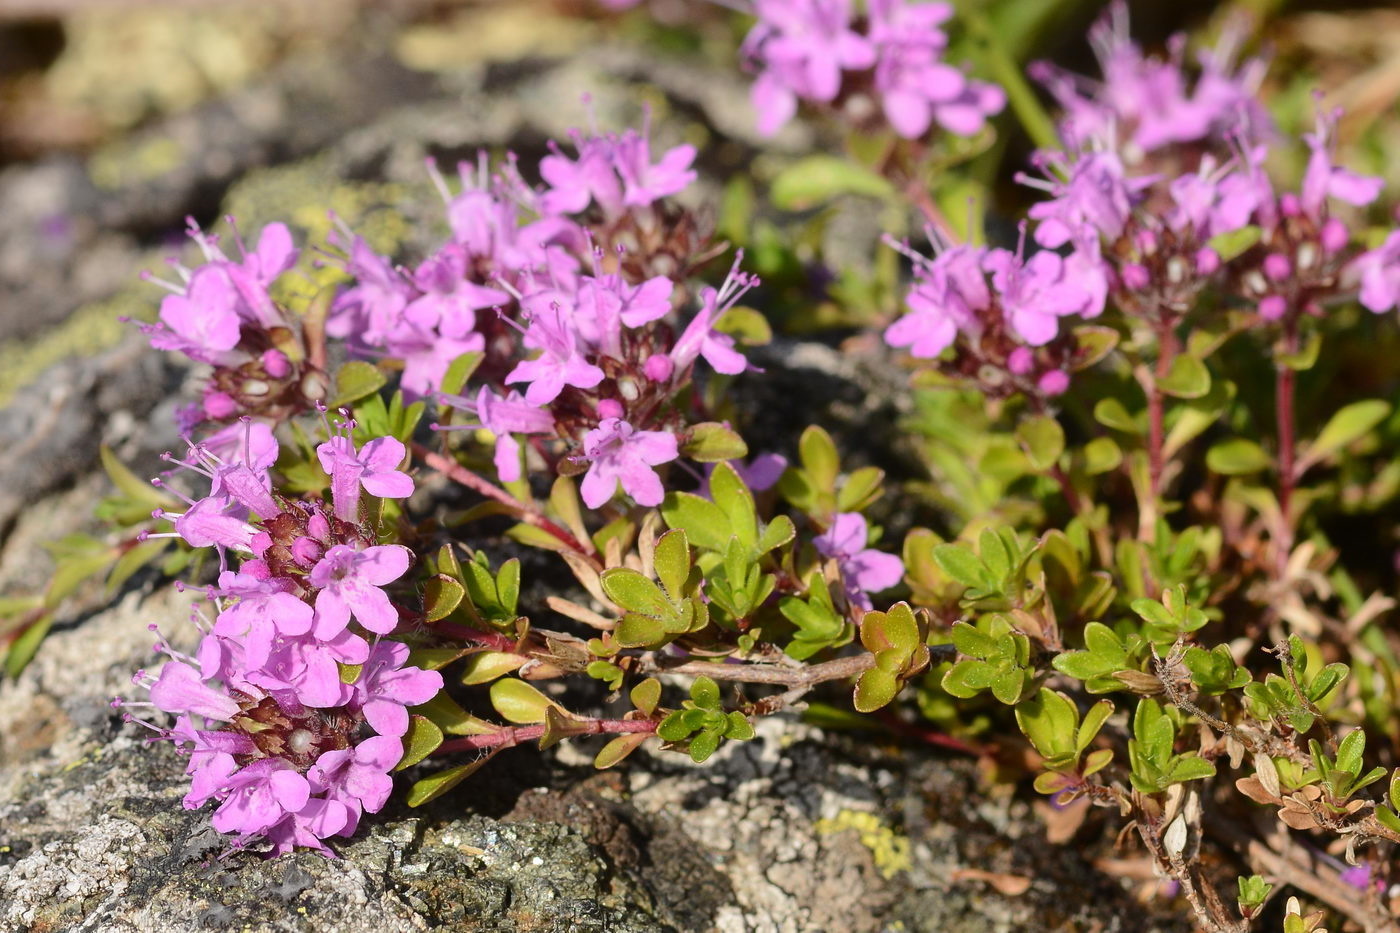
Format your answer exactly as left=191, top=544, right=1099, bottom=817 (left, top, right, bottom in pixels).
left=1029, top=0, right=1270, bottom=164
left=138, top=219, right=326, bottom=432
left=119, top=421, right=440, bottom=855
left=883, top=227, right=1104, bottom=398
left=740, top=0, right=1004, bottom=138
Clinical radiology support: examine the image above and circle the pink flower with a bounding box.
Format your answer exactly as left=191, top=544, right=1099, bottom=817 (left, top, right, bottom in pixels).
left=437, top=387, right=556, bottom=483
left=308, top=735, right=402, bottom=815
left=147, top=266, right=243, bottom=363
left=741, top=0, right=876, bottom=136
left=316, top=432, right=415, bottom=523
left=884, top=239, right=988, bottom=358
left=209, top=758, right=312, bottom=837
left=505, top=294, right=606, bottom=405
left=814, top=513, right=903, bottom=609
left=148, top=661, right=242, bottom=722
left=308, top=544, right=412, bottom=637
left=578, top=418, right=679, bottom=509
left=1355, top=230, right=1400, bottom=313
left=670, top=254, right=757, bottom=376
left=213, top=570, right=313, bottom=669
left=352, top=641, right=444, bottom=737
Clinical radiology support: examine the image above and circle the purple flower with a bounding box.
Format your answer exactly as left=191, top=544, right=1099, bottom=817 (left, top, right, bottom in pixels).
left=308, top=735, right=402, bottom=816
left=438, top=387, right=556, bottom=483
left=308, top=544, right=412, bottom=637
left=884, top=238, right=988, bottom=358
left=382, top=320, right=485, bottom=402
left=208, top=758, right=312, bottom=837
left=223, top=221, right=299, bottom=329
left=868, top=0, right=1003, bottom=139
left=1355, top=230, right=1400, bottom=313
left=814, top=512, right=903, bottom=609
left=742, top=0, right=876, bottom=136
left=213, top=570, right=313, bottom=669
left=148, top=661, right=241, bottom=721
left=245, top=627, right=368, bottom=709
left=539, top=132, right=625, bottom=217
left=1301, top=108, right=1383, bottom=220
left=670, top=254, right=757, bottom=376
left=578, top=418, right=679, bottom=509
left=1020, top=149, right=1148, bottom=247
left=326, top=238, right=413, bottom=347
left=613, top=125, right=698, bottom=208
left=984, top=245, right=1097, bottom=345
left=352, top=641, right=444, bottom=738
left=316, top=432, right=415, bottom=523
left=265, top=798, right=350, bottom=858
left=146, top=266, right=243, bottom=364
left=403, top=244, right=510, bottom=339
left=1030, top=3, right=1271, bottom=159
left=504, top=294, right=606, bottom=405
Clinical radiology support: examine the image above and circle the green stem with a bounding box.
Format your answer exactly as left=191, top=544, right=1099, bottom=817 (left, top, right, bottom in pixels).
left=955, top=3, right=1060, bottom=152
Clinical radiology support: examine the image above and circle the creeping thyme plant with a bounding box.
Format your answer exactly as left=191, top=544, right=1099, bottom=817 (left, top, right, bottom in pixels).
left=13, top=1, right=1400, bottom=928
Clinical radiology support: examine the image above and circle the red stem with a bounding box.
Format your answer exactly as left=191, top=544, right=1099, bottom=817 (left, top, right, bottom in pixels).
left=436, top=718, right=656, bottom=754
left=1147, top=321, right=1177, bottom=501
left=412, top=442, right=600, bottom=568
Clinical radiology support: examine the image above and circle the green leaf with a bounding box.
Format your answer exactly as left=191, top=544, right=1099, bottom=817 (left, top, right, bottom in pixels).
left=630, top=678, right=661, bottom=717
left=613, top=612, right=670, bottom=649
left=600, top=568, right=671, bottom=616
left=459, top=651, right=527, bottom=686
left=724, top=710, right=756, bottom=740
left=757, top=515, right=796, bottom=555
left=656, top=710, right=694, bottom=742
left=1299, top=400, right=1391, bottom=471
left=933, top=545, right=990, bottom=589
left=1016, top=414, right=1065, bottom=472
left=489, top=679, right=557, bottom=724
left=687, top=729, right=722, bottom=763
left=1083, top=437, right=1122, bottom=475
left=942, top=659, right=994, bottom=698
left=950, top=620, right=996, bottom=658
left=3, top=613, right=52, bottom=679
left=406, top=756, right=494, bottom=807
left=1164, top=755, right=1217, bottom=784
left=853, top=668, right=901, bottom=712
left=653, top=529, right=692, bottom=599
left=1206, top=438, right=1272, bottom=475
left=715, top=305, right=772, bottom=345
left=1207, top=225, right=1262, bottom=262
left=709, top=465, right=757, bottom=554
left=836, top=467, right=885, bottom=513
left=690, top=675, right=721, bottom=709
left=100, top=445, right=173, bottom=509
left=1334, top=729, right=1365, bottom=779
left=331, top=360, right=388, bottom=408
left=1094, top=398, right=1140, bottom=433
left=594, top=732, right=651, bottom=769
left=105, top=539, right=170, bottom=597
left=424, top=574, right=465, bottom=623
left=396, top=715, right=445, bottom=770
left=770, top=155, right=897, bottom=210
left=1016, top=688, right=1077, bottom=761
left=1158, top=355, right=1211, bottom=399
left=439, top=351, right=484, bottom=397
left=991, top=668, right=1028, bottom=705
left=660, top=492, right=732, bottom=553
left=798, top=425, right=840, bottom=492
left=413, top=693, right=497, bottom=736
left=682, top=423, right=749, bottom=463
left=1071, top=325, right=1120, bottom=371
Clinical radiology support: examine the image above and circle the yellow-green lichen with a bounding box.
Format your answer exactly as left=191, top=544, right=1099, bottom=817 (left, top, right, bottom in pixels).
left=813, top=809, right=911, bottom=879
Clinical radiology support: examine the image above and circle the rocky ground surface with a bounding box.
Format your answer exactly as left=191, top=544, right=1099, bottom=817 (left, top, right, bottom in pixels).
left=0, top=12, right=1191, bottom=932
